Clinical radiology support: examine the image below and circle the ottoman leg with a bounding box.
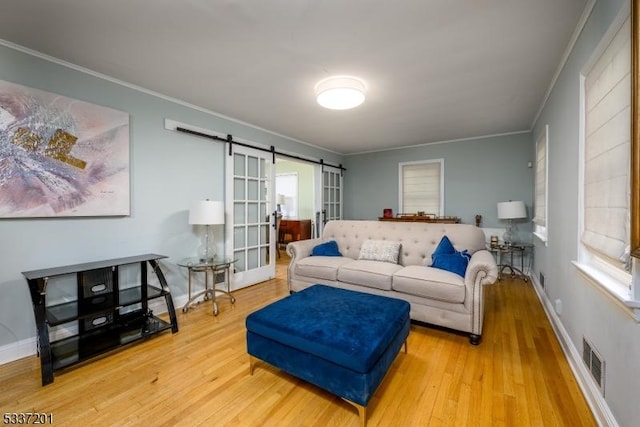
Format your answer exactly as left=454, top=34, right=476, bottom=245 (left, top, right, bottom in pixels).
left=342, top=398, right=367, bottom=427
left=249, top=355, right=259, bottom=375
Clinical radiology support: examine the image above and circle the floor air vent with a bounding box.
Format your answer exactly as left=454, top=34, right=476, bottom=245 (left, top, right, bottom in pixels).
left=583, top=337, right=605, bottom=395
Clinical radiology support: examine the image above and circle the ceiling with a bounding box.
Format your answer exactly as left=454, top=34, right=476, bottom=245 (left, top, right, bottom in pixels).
left=0, top=0, right=587, bottom=155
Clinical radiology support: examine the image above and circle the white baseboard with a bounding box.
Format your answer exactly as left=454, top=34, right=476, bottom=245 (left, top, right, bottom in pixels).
left=0, top=337, right=37, bottom=365
left=0, top=294, right=188, bottom=367
left=529, top=276, right=618, bottom=427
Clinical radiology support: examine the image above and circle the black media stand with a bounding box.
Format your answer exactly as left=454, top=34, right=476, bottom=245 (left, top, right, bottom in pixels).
left=22, top=254, right=179, bottom=385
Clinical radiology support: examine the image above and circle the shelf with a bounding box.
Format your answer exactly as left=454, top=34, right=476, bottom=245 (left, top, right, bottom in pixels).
left=23, top=254, right=178, bottom=385
left=50, top=313, right=172, bottom=371
left=121, top=285, right=166, bottom=305
left=22, top=254, right=168, bottom=281
left=46, top=285, right=167, bottom=326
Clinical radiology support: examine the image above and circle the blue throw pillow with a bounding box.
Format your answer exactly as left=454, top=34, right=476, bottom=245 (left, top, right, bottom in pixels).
left=311, top=240, right=342, bottom=257
left=432, top=235, right=456, bottom=260
left=432, top=250, right=471, bottom=277
left=431, top=251, right=471, bottom=277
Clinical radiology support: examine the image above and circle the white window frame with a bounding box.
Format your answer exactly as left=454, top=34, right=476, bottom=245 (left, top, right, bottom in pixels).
left=574, top=3, right=639, bottom=320
left=398, top=159, right=444, bottom=216
left=533, top=125, right=549, bottom=244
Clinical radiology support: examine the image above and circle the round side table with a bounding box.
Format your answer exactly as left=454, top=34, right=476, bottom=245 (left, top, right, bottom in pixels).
left=177, top=257, right=237, bottom=315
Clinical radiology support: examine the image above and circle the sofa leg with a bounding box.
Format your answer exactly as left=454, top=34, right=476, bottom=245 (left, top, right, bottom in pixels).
left=469, top=334, right=481, bottom=345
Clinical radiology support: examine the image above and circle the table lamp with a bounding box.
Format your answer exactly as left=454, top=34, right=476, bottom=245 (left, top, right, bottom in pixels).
left=497, top=201, right=526, bottom=245
left=189, top=200, right=225, bottom=262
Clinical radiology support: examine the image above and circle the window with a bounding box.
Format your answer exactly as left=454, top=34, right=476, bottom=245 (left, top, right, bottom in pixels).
left=399, top=159, right=444, bottom=216
left=534, top=125, right=548, bottom=243
left=577, top=10, right=632, bottom=302
left=276, top=173, right=298, bottom=218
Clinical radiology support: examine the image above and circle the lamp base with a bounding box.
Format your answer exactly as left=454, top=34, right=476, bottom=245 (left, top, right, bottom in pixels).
left=503, top=220, right=515, bottom=246
left=198, top=225, right=216, bottom=263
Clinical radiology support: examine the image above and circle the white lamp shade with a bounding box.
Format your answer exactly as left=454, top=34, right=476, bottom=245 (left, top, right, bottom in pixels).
left=315, top=76, right=366, bottom=110
left=277, top=194, right=286, bottom=205
left=189, top=200, right=225, bottom=225
left=497, top=201, right=527, bottom=220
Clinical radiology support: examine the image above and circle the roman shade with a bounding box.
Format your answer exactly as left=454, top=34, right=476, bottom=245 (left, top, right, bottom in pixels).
left=401, top=160, right=442, bottom=216
left=582, top=16, right=631, bottom=266
left=533, top=128, right=547, bottom=228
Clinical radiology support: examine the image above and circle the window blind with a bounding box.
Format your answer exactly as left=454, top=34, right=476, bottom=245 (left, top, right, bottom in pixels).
left=534, top=129, right=547, bottom=227
left=401, top=161, right=441, bottom=216
left=582, top=16, right=631, bottom=266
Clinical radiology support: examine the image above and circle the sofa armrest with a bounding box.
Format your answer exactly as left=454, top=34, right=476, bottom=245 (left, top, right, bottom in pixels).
left=286, top=238, right=323, bottom=291
left=465, top=250, right=499, bottom=286
left=286, top=238, right=323, bottom=260
left=464, top=250, right=498, bottom=341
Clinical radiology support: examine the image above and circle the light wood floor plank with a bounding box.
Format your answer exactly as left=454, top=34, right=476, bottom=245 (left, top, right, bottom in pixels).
left=0, top=254, right=596, bottom=426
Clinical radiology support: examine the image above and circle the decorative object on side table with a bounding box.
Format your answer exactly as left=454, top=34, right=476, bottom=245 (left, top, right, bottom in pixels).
left=189, top=199, right=225, bottom=262
left=497, top=200, right=527, bottom=245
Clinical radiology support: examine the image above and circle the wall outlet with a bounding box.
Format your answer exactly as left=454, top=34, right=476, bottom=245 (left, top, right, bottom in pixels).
left=555, top=299, right=562, bottom=315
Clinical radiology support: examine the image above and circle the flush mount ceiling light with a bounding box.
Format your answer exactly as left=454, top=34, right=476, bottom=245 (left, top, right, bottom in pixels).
left=315, top=76, right=367, bottom=110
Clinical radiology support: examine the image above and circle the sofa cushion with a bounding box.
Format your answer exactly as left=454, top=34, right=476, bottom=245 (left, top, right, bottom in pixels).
left=358, top=239, right=401, bottom=264
left=338, top=260, right=403, bottom=291
left=392, top=265, right=466, bottom=303
left=295, top=256, right=354, bottom=281
left=312, top=240, right=342, bottom=257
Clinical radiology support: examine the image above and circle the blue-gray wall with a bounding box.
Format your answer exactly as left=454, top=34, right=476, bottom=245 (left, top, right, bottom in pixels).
left=344, top=132, right=534, bottom=233
left=2, top=1, right=639, bottom=424
left=0, top=43, right=342, bottom=352
left=530, top=1, right=639, bottom=426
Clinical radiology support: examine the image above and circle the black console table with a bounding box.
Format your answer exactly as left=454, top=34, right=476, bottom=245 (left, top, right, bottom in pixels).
left=23, top=254, right=179, bottom=385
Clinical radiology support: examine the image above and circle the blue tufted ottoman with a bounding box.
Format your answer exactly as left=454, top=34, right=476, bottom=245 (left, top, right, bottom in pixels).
left=246, top=284, right=410, bottom=426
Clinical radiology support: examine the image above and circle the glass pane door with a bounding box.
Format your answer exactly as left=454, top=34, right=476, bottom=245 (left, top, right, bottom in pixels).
left=225, top=145, right=275, bottom=290
left=317, top=165, right=343, bottom=236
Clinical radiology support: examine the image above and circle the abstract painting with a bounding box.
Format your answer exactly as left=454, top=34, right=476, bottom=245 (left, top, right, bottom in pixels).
left=0, top=80, right=130, bottom=217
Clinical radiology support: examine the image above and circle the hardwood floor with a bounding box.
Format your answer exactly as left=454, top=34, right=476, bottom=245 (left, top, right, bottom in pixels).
left=0, top=255, right=596, bottom=426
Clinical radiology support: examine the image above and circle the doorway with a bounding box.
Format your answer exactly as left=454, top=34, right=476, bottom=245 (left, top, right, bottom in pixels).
left=276, top=159, right=315, bottom=247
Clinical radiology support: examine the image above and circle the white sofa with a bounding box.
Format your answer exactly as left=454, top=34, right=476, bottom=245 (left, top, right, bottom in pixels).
left=286, top=220, right=498, bottom=344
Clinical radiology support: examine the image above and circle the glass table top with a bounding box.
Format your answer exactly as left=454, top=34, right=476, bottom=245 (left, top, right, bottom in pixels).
left=177, top=257, right=237, bottom=268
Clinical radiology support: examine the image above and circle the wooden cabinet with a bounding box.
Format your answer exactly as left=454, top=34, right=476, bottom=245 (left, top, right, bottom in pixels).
left=378, top=215, right=460, bottom=224
left=279, top=219, right=312, bottom=244
left=22, top=254, right=178, bottom=385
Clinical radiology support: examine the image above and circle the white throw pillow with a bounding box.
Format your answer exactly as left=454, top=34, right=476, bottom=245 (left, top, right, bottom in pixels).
left=358, top=240, right=401, bottom=264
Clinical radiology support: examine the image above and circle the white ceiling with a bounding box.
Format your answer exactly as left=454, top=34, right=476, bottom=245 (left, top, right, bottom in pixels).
left=0, top=0, right=587, bottom=155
